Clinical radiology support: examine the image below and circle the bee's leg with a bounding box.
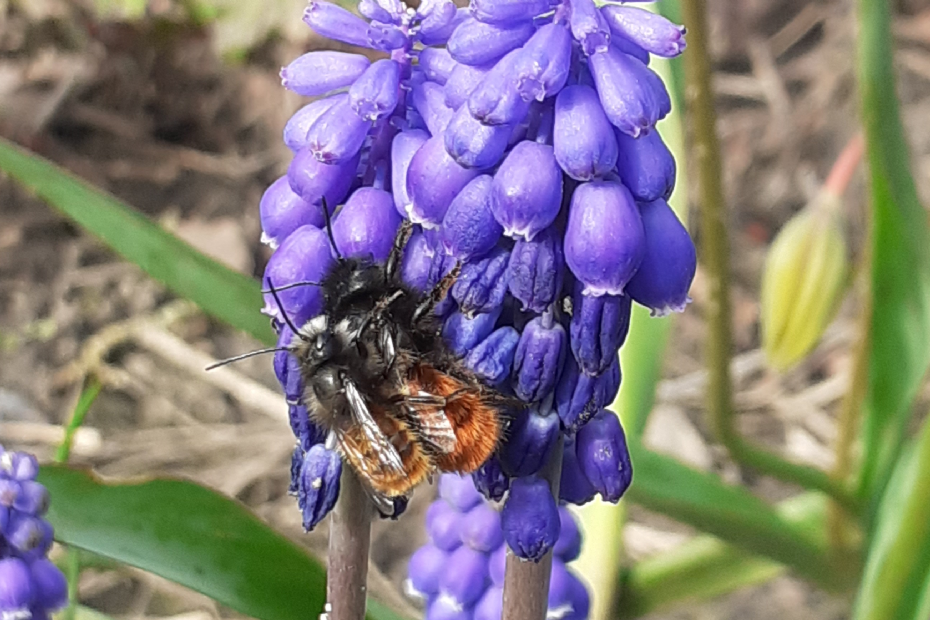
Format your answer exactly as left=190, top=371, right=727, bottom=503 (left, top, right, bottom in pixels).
left=384, top=219, right=414, bottom=282
left=412, top=262, right=462, bottom=325
left=391, top=393, right=447, bottom=407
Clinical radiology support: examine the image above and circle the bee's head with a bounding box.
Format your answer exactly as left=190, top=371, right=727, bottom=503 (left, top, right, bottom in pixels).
left=295, top=315, right=334, bottom=368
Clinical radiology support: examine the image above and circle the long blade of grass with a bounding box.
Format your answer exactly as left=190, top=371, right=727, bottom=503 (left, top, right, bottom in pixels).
left=0, top=138, right=275, bottom=345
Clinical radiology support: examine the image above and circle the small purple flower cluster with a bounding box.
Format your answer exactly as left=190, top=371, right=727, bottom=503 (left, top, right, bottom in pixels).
left=0, top=448, right=68, bottom=620
left=406, top=475, right=588, bottom=620
left=262, top=0, right=694, bottom=555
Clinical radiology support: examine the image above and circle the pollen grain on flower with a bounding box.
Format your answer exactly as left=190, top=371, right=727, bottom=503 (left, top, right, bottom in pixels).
left=262, top=0, right=694, bottom=614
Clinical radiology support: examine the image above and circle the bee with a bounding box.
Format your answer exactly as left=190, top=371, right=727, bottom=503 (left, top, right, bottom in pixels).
left=219, top=215, right=514, bottom=513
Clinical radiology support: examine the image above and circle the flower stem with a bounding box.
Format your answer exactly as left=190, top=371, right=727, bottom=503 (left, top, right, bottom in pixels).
left=501, top=441, right=563, bottom=620
left=327, top=468, right=373, bottom=620
left=681, top=0, right=859, bottom=514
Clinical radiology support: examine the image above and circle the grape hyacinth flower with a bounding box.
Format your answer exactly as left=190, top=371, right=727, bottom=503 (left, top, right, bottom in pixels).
left=0, top=447, right=68, bottom=619
left=263, top=0, right=691, bottom=590
left=407, top=474, right=589, bottom=620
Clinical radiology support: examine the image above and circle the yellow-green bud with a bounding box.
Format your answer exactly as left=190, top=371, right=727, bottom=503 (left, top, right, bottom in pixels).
left=761, top=193, right=849, bottom=370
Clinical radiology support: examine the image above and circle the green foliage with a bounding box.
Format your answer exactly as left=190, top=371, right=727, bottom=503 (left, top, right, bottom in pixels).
left=39, top=466, right=328, bottom=620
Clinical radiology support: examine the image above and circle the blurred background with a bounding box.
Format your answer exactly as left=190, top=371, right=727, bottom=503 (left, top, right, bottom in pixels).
left=1, top=0, right=929, bottom=619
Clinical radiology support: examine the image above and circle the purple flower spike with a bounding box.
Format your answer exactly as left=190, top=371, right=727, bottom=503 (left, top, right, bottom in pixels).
left=413, top=81, right=456, bottom=137
left=260, top=176, right=325, bottom=249
left=439, top=474, right=484, bottom=511
left=407, top=136, right=480, bottom=228
left=275, top=326, right=302, bottom=400
left=507, top=227, right=564, bottom=314
left=448, top=18, right=536, bottom=67
left=303, top=1, right=372, bottom=48
left=514, top=23, right=573, bottom=102
left=283, top=95, right=343, bottom=153
left=465, top=326, right=520, bottom=386
left=441, top=175, right=502, bottom=261
left=588, top=47, right=670, bottom=137
left=611, top=34, right=650, bottom=65
left=290, top=404, right=325, bottom=452
left=501, top=477, right=560, bottom=562
left=30, top=559, right=68, bottom=612
left=332, top=187, right=402, bottom=261
left=462, top=503, right=504, bottom=552
left=451, top=247, right=511, bottom=315
left=391, top=129, right=430, bottom=218
left=349, top=59, right=401, bottom=121
left=426, top=500, right=464, bottom=551
left=554, top=507, right=582, bottom=561
left=625, top=199, right=696, bottom=315
left=512, top=317, right=567, bottom=403
left=491, top=141, right=563, bottom=241
left=570, top=282, right=632, bottom=376
left=575, top=410, right=632, bottom=502
left=614, top=128, right=676, bottom=202
left=601, top=6, right=687, bottom=58
left=472, top=456, right=510, bottom=502
left=444, top=106, right=512, bottom=169
left=14, top=481, right=49, bottom=515
left=427, top=596, right=473, bottom=620
left=418, top=0, right=459, bottom=36
left=7, top=515, right=53, bottom=560
left=0, top=480, right=16, bottom=506
left=359, top=0, right=395, bottom=24
left=467, top=51, right=533, bottom=127
left=565, top=180, right=645, bottom=296
left=407, top=544, right=448, bottom=599
left=569, top=0, right=610, bottom=55
left=0, top=558, right=33, bottom=614
left=499, top=408, right=560, bottom=476
left=281, top=51, right=370, bottom=97
left=565, top=571, right=591, bottom=620
left=262, top=225, right=334, bottom=326
left=287, top=146, right=359, bottom=207
left=420, top=47, right=457, bottom=85
left=559, top=436, right=597, bottom=505
left=440, top=546, right=489, bottom=606
left=470, top=0, right=550, bottom=26
left=367, top=21, right=408, bottom=51
left=443, top=306, right=502, bottom=356
left=547, top=560, right=571, bottom=611
left=305, top=98, right=371, bottom=164
left=9, top=453, right=38, bottom=481
left=548, top=563, right=590, bottom=620
left=554, top=85, right=619, bottom=181
left=419, top=6, right=468, bottom=46
left=297, top=444, right=341, bottom=530
left=445, top=63, right=491, bottom=110
left=401, top=228, right=434, bottom=291
left=474, top=586, right=504, bottom=620
left=555, top=356, right=621, bottom=432
left=489, top=545, right=506, bottom=586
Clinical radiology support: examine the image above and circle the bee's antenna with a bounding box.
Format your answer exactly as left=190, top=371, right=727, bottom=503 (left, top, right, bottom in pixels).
left=205, top=347, right=288, bottom=371
left=320, top=197, right=344, bottom=262
left=261, top=280, right=322, bottom=293
left=265, top=277, right=306, bottom=338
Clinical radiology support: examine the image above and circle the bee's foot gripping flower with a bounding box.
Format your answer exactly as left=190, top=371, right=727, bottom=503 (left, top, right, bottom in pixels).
left=0, top=448, right=68, bottom=620
left=263, top=0, right=692, bottom=601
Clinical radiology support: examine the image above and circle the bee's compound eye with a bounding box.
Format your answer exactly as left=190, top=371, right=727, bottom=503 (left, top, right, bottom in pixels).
left=313, top=368, right=343, bottom=402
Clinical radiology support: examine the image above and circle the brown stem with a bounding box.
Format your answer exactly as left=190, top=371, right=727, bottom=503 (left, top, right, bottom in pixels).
left=501, top=441, right=563, bottom=620
left=327, top=468, right=373, bottom=620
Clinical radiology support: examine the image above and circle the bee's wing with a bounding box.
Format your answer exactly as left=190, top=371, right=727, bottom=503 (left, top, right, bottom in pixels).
left=400, top=393, right=458, bottom=455
left=342, top=379, right=405, bottom=475
left=328, top=427, right=406, bottom=516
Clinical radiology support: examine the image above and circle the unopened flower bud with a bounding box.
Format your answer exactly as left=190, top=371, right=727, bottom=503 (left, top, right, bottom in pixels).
left=501, top=477, right=559, bottom=562
left=569, top=0, right=610, bottom=55
left=261, top=225, right=334, bottom=326
left=472, top=456, right=510, bottom=502
left=556, top=356, right=621, bottom=432
left=448, top=18, right=535, bottom=67
left=512, top=318, right=567, bottom=403
left=297, top=444, right=342, bottom=530
left=440, top=546, right=489, bottom=606
left=491, top=141, right=563, bottom=241
left=499, top=408, right=560, bottom=476
left=462, top=503, right=504, bottom=552
left=407, top=544, right=448, bottom=599
left=281, top=51, right=370, bottom=97
left=427, top=500, right=464, bottom=551
left=614, top=129, right=676, bottom=202
left=601, top=6, right=687, bottom=58
left=575, top=410, right=632, bottom=503
left=761, top=197, right=849, bottom=370
left=514, top=23, right=572, bottom=101
left=443, top=306, right=502, bottom=356
left=508, top=226, right=564, bottom=314
left=565, top=180, right=644, bottom=296
left=349, top=59, right=402, bottom=121
left=452, top=247, right=511, bottom=315
left=554, top=85, right=619, bottom=181
left=570, top=282, right=632, bottom=376
left=407, top=136, right=480, bottom=227
left=465, top=326, right=520, bottom=386
left=588, top=47, right=670, bottom=137
left=625, top=199, right=696, bottom=316
left=332, top=187, right=402, bottom=262
left=441, top=175, right=503, bottom=261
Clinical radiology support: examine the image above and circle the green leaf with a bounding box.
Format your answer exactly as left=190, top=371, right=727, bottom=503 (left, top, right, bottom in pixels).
left=0, top=138, right=275, bottom=345
left=852, top=413, right=930, bottom=620
left=624, top=445, right=843, bottom=590
left=855, top=0, right=930, bottom=504
left=39, top=465, right=326, bottom=620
